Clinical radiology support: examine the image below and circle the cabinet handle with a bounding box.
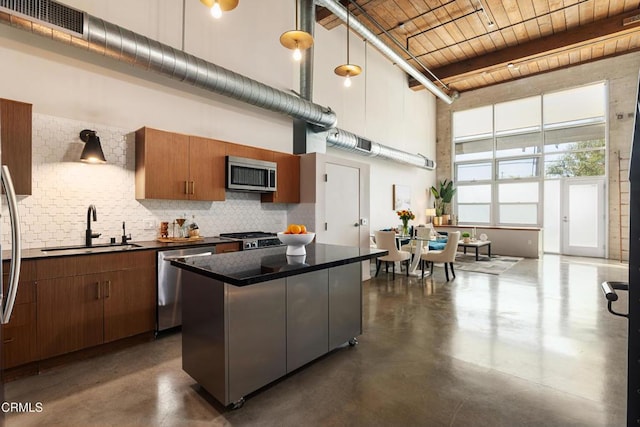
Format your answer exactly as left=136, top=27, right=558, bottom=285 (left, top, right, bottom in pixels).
left=184, top=181, right=189, bottom=195
left=3, top=338, right=14, bottom=344
left=191, top=181, right=195, bottom=195
left=96, top=282, right=101, bottom=299
left=105, top=280, right=111, bottom=298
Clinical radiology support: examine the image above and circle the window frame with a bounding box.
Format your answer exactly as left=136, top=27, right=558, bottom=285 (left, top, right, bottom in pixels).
left=451, top=81, right=607, bottom=228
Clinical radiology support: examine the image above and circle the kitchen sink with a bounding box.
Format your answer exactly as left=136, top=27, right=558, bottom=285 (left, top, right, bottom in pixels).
left=40, top=243, right=142, bottom=255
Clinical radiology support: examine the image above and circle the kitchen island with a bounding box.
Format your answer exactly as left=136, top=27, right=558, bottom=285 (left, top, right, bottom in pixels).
left=170, top=243, right=387, bottom=408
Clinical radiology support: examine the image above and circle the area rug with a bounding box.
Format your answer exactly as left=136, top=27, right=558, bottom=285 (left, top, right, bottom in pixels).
left=450, top=254, right=523, bottom=275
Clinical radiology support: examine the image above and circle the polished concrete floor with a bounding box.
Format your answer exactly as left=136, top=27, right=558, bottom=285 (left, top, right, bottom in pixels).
left=5, top=254, right=629, bottom=426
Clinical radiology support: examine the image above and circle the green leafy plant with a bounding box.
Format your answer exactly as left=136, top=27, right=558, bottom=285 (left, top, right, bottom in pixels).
left=430, top=179, right=456, bottom=215
left=461, top=232, right=470, bottom=238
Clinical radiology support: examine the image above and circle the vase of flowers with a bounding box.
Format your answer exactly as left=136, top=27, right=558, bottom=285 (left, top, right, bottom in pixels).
left=396, top=209, right=415, bottom=236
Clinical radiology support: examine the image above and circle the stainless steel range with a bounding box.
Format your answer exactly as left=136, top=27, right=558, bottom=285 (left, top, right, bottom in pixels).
left=219, top=231, right=283, bottom=250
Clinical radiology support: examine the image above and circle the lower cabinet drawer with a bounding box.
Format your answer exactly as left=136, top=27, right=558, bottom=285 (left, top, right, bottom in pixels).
left=2, top=303, right=37, bottom=369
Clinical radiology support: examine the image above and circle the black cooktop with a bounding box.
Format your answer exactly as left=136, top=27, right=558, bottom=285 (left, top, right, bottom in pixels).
left=220, top=231, right=277, bottom=239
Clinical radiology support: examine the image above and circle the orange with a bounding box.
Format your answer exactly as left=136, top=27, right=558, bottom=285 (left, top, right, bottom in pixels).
left=286, top=224, right=296, bottom=233
left=299, top=225, right=307, bottom=234
left=289, top=224, right=302, bottom=234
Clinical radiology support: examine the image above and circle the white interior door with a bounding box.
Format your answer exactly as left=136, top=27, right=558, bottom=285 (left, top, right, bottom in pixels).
left=561, top=178, right=606, bottom=257
left=324, top=163, right=360, bottom=246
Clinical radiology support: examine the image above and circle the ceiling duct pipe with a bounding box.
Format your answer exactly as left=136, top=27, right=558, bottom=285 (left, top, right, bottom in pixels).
left=315, top=0, right=454, bottom=105
left=326, top=128, right=436, bottom=170
left=0, top=0, right=337, bottom=128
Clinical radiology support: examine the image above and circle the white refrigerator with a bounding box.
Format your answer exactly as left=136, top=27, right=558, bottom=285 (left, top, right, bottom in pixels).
left=0, top=164, right=23, bottom=424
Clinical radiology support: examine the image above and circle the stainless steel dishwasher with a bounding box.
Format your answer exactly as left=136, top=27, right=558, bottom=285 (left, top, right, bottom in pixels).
left=157, top=246, right=216, bottom=332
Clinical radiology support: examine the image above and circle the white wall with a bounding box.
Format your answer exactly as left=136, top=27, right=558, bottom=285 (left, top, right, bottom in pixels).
left=0, top=1, right=438, bottom=247
left=313, top=24, right=437, bottom=230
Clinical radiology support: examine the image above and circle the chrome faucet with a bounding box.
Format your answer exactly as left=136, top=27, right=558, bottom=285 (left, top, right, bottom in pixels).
left=86, top=204, right=101, bottom=247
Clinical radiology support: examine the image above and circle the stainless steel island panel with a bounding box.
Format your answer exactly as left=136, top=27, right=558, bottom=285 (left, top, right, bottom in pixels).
left=226, top=279, right=286, bottom=404
left=181, top=270, right=226, bottom=404
left=286, top=269, right=329, bottom=373
left=329, top=263, right=362, bottom=350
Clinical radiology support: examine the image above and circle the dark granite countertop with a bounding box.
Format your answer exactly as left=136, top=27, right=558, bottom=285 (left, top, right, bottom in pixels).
left=170, top=243, right=388, bottom=286
left=2, top=236, right=240, bottom=261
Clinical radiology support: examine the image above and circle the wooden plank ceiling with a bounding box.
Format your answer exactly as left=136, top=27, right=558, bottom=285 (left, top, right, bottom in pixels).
left=317, top=0, right=640, bottom=95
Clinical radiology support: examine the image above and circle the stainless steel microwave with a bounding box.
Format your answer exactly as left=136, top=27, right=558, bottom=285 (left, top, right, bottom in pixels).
left=226, top=156, right=277, bottom=192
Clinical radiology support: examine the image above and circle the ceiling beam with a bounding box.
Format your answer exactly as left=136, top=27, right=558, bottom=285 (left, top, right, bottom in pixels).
left=409, top=9, right=640, bottom=89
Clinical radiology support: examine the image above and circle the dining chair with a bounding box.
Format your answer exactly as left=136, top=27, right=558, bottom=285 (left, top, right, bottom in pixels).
left=374, top=230, right=411, bottom=280
left=401, top=226, right=431, bottom=258
left=420, top=231, right=460, bottom=281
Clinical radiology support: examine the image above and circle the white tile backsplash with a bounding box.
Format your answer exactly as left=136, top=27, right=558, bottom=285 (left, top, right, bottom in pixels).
left=2, top=114, right=290, bottom=249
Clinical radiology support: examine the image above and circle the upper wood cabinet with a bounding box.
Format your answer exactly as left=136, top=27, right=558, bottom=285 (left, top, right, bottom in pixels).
left=189, top=135, right=226, bottom=201
left=135, top=127, right=226, bottom=201
left=135, top=127, right=300, bottom=203
left=262, top=152, right=300, bottom=204
left=0, top=98, right=32, bottom=195
left=226, top=142, right=274, bottom=161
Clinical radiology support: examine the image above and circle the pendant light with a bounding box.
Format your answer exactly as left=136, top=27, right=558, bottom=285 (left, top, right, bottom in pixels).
left=334, top=0, right=361, bottom=87
left=200, top=0, right=238, bottom=19
left=79, top=130, right=106, bottom=164
left=280, top=1, right=314, bottom=61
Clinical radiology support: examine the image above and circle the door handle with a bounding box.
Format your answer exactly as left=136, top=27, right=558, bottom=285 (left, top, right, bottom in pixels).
left=562, top=216, right=568, bottom=223
left=354, top=223, right=359, bottom=227
left=105, top=280, right=111, bottom=298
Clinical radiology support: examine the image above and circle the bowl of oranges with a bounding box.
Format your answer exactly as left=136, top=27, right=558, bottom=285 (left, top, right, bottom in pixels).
left=278, top=224, right=315, bottom=255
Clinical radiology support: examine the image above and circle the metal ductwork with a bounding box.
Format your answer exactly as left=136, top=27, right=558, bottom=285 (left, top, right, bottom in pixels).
left=0, top=0, right=337, bottom=128
left=0, top=0, right=437, bottom=170
left=326, top=128, right=436, bottom=170
left=315, top=0, right=454, bottom=105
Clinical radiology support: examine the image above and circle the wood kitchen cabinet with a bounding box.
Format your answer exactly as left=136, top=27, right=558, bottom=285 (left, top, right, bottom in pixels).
left=135, top=127, right=226, bottom=201
left=2, top=260, right=37, bottom=369
left=226, top=142, right=274, bottom=161
left=0, top=98, right=32, bottom=195
left=261, top=152, right=300, bottom=203
left=36, top=251, right=156, bottom=360
left=103, top=264, right=156, bottom=343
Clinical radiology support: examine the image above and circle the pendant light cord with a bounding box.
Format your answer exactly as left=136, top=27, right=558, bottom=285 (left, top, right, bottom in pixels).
left=295, top=0, right=299, bottom=29
left=346, top=0, right=350, bottom=63
left=181, top=0, right=186, bottom=51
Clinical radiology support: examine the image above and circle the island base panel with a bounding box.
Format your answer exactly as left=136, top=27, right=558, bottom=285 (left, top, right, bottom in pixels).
left=286, top=269, right=329, bottom=373
left=181, top=271, right=227, bottom=404
left=329, top=263, right=362, bottom=350
left=227, top=279, right=286, bottom=404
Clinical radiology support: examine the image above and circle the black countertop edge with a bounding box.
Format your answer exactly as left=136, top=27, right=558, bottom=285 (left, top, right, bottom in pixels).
left=2, top=237, right=240, bottom=261
left=170, top=245, right=388, bottom=287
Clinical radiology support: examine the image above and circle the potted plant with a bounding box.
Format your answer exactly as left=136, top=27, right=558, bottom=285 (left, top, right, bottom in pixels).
left=431, top=179, right=456, bottom=225
left=430, top=188, right=443, bottom=226
left=438, top=179, right=457, bottom=225
left=461, top=231, right=471, bottom=243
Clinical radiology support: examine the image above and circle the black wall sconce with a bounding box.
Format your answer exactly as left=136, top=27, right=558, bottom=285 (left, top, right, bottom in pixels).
left=79, top=129, right=107, bottom=164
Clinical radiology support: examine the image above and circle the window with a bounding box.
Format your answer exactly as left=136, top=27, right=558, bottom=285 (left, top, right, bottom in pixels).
left=457, top=184, right=491, bottom=224
left=451, top=82, right=607, bottom=227
left=498, top=182, right=539, bottom=224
